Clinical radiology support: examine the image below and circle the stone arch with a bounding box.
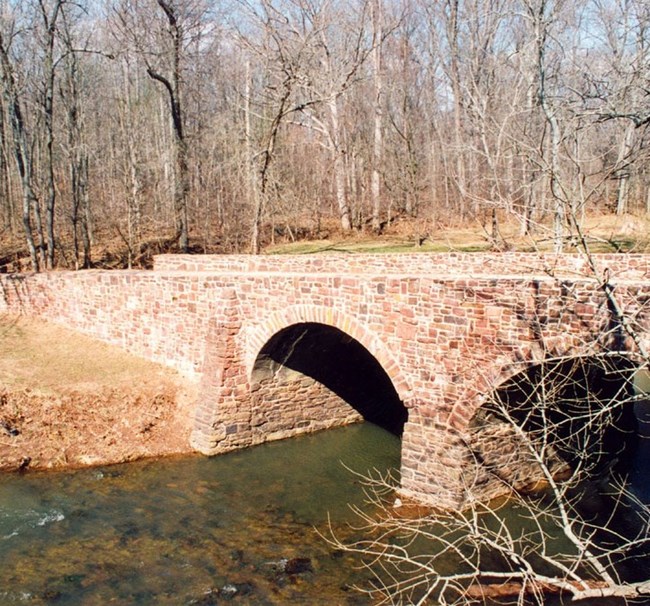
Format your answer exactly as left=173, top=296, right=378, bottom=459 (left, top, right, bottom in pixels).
left=463, top=351, right=639, bottom=502
left=448, top=335, right=620, bottom=434
left=493, top=337, right=617, bottom=392
left=245, top=305, right=413, bottom=405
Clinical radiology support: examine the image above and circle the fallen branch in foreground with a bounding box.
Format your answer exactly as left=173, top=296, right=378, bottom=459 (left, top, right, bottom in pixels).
left=466, top=578, right=650, bottom=601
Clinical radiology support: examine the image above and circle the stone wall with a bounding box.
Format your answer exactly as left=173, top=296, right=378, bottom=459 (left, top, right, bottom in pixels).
left=154, top=252, right=650, bottom=280
left=1, top=253, right=649, bottom=508
left=466, top=419, right=569, bottom=500
left=250, top=371, right=362, bottom=444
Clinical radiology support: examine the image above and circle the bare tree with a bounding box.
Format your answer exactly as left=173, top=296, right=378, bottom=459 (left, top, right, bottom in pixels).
left=113, top=0, right=212, bottom=252
left=591, top=0, right=649, bottom=216
left=382, top=1, right=425, bottom=220
left=0, top=7, right=43, bottom=271
left=37, top=0, right=66, bottom=269
left=233, top=0, right=310, bottom=252
left=0, top=92, right=13, bottom=233
left=270, top=0, right=373, bottom=232
left=148, top=0, right=190, bottom=251
left=524, top=0, right=568, bottom=252
left=370, top=0, right=383, bottom=231
left=1, top=0, right=649, bottom=265
left=59, top=4, right=92, bottom=269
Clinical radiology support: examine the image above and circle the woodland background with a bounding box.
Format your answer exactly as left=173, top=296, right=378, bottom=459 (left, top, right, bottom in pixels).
left=0, top=0, right=649, bottom=270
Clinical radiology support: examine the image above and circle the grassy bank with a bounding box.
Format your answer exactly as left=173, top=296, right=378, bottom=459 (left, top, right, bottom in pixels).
left=0, top=315, right=196, bottom=472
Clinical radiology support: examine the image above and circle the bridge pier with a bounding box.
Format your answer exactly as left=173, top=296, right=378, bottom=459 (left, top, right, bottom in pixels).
left=400, top=413, right=468, bottom=508
left=190, top=290, right=254, bottom=454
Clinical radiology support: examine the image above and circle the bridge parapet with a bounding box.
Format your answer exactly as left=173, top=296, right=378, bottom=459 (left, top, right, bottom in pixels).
left=154, top=252, right=650, bottom=280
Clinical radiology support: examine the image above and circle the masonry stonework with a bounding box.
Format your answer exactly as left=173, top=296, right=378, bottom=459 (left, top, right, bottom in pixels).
left=251, top=374, right=362, bottom=443
left=1, top=253, right=649, bottom=508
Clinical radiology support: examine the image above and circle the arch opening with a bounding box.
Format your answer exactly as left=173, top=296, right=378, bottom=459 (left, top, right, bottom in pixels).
left=468, top=354, right=639, bottom=497
left=251, top=322, right=408, bottom=437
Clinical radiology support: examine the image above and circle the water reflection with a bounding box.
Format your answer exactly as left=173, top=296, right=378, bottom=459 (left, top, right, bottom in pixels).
left=0, top=423, right=400, bottom=605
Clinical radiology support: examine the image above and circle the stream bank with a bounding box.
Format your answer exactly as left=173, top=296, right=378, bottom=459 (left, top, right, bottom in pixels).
left=0, top=314, right=196, bottom=472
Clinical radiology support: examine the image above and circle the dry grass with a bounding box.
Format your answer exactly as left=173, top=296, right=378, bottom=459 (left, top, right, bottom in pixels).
left=0, top=315, right=178, bottom=395
left=264, top=212, right=650, bottom=255
left=0, top=315, right=196, bottom=471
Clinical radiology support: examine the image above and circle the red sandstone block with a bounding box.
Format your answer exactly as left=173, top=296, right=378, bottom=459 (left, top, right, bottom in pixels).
left=443, top=315, right=467, bottom=326
left=397, top=321, right=417, bottom=340
left=400, top=306, right=415, bottom=319
left=486, top=306, right=502, bottom=320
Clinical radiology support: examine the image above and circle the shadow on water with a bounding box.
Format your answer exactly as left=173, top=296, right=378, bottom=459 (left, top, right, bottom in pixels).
left=376, top=362, right=650, bottom=606
left=0, top=423, right=400, bottom=605
left=630, top=380, right=650, bottom=503
left=481, top=367, right=650, bottom=606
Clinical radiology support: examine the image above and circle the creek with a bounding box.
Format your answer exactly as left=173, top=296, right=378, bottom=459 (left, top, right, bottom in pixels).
left=0, top=423, right=399, bottom=605
left=1, top=398, right=649, bottom=605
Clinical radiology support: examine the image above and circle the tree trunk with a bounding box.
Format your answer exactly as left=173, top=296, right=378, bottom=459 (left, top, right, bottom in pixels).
left=147, top=0, right=189, bottom=253
left=62, top=30, right=91, bottom=270
left=40, top=1, right=64, bottom=269
left=531, top=0, right=564, bottom=252
left=0, top=32, right=39, bottom=271
left=615, top=120, right=635, bottom=215
left=0, top=95, right=14, bottom=232
left=370, top=0, right=383, bottom=232
left=447, top=0, right=467, bottom=217
left=328, top=95, right=352, bottom=231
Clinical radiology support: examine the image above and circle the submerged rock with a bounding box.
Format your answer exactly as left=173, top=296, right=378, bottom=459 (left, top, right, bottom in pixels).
left=191, top=582, right=257, bottom=603
left=263, top=556, right=313, bottom=574
left=188, top=589, right=218, bottom=605
left=220, top=582, right=255, bottom=600
left=284, top=557, right=313, bottom=575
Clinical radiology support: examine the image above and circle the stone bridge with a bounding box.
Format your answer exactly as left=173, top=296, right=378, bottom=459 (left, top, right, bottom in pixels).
left=1, top=252, right=649, bottom=508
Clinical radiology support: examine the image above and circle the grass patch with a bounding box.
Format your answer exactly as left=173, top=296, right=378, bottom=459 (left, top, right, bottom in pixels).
left=263, top=213, right=650, bottom=256
left=0, top=315, right=178, bottom=395
left=266, top=238, right=494, bottom=255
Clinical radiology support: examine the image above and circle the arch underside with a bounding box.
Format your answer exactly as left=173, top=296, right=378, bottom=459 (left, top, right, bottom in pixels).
left=246, top=305, right=412, bottom=404
left=465, top=354, right=639, bottom=502
left=250, top=322, right=408, bottom=442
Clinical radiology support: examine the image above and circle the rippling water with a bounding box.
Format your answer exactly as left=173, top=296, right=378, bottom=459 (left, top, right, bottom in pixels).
left=0, top=423, right=400, bottom=605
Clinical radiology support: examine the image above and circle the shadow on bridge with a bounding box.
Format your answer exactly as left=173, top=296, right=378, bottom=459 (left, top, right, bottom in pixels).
left=251, top=322, right=408, bottom=436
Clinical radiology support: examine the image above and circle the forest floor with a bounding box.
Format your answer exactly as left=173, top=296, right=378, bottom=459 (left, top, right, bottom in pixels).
left=2, top=211, right=650, bottom=273
left=0, top=315, right=197, bottom=473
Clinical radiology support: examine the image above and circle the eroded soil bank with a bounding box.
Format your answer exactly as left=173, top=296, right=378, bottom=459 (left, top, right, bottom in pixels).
left=0, top=314, right=197, bottom=472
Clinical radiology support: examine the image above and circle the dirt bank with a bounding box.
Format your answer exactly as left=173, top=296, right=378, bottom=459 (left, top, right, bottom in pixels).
left=0, top=315, right=197, bottom=472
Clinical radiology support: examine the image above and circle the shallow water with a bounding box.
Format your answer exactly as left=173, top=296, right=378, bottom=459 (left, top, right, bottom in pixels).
left=2, top=413, right=649, bottom=606
left=0, top=423, right=400, bottom=605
